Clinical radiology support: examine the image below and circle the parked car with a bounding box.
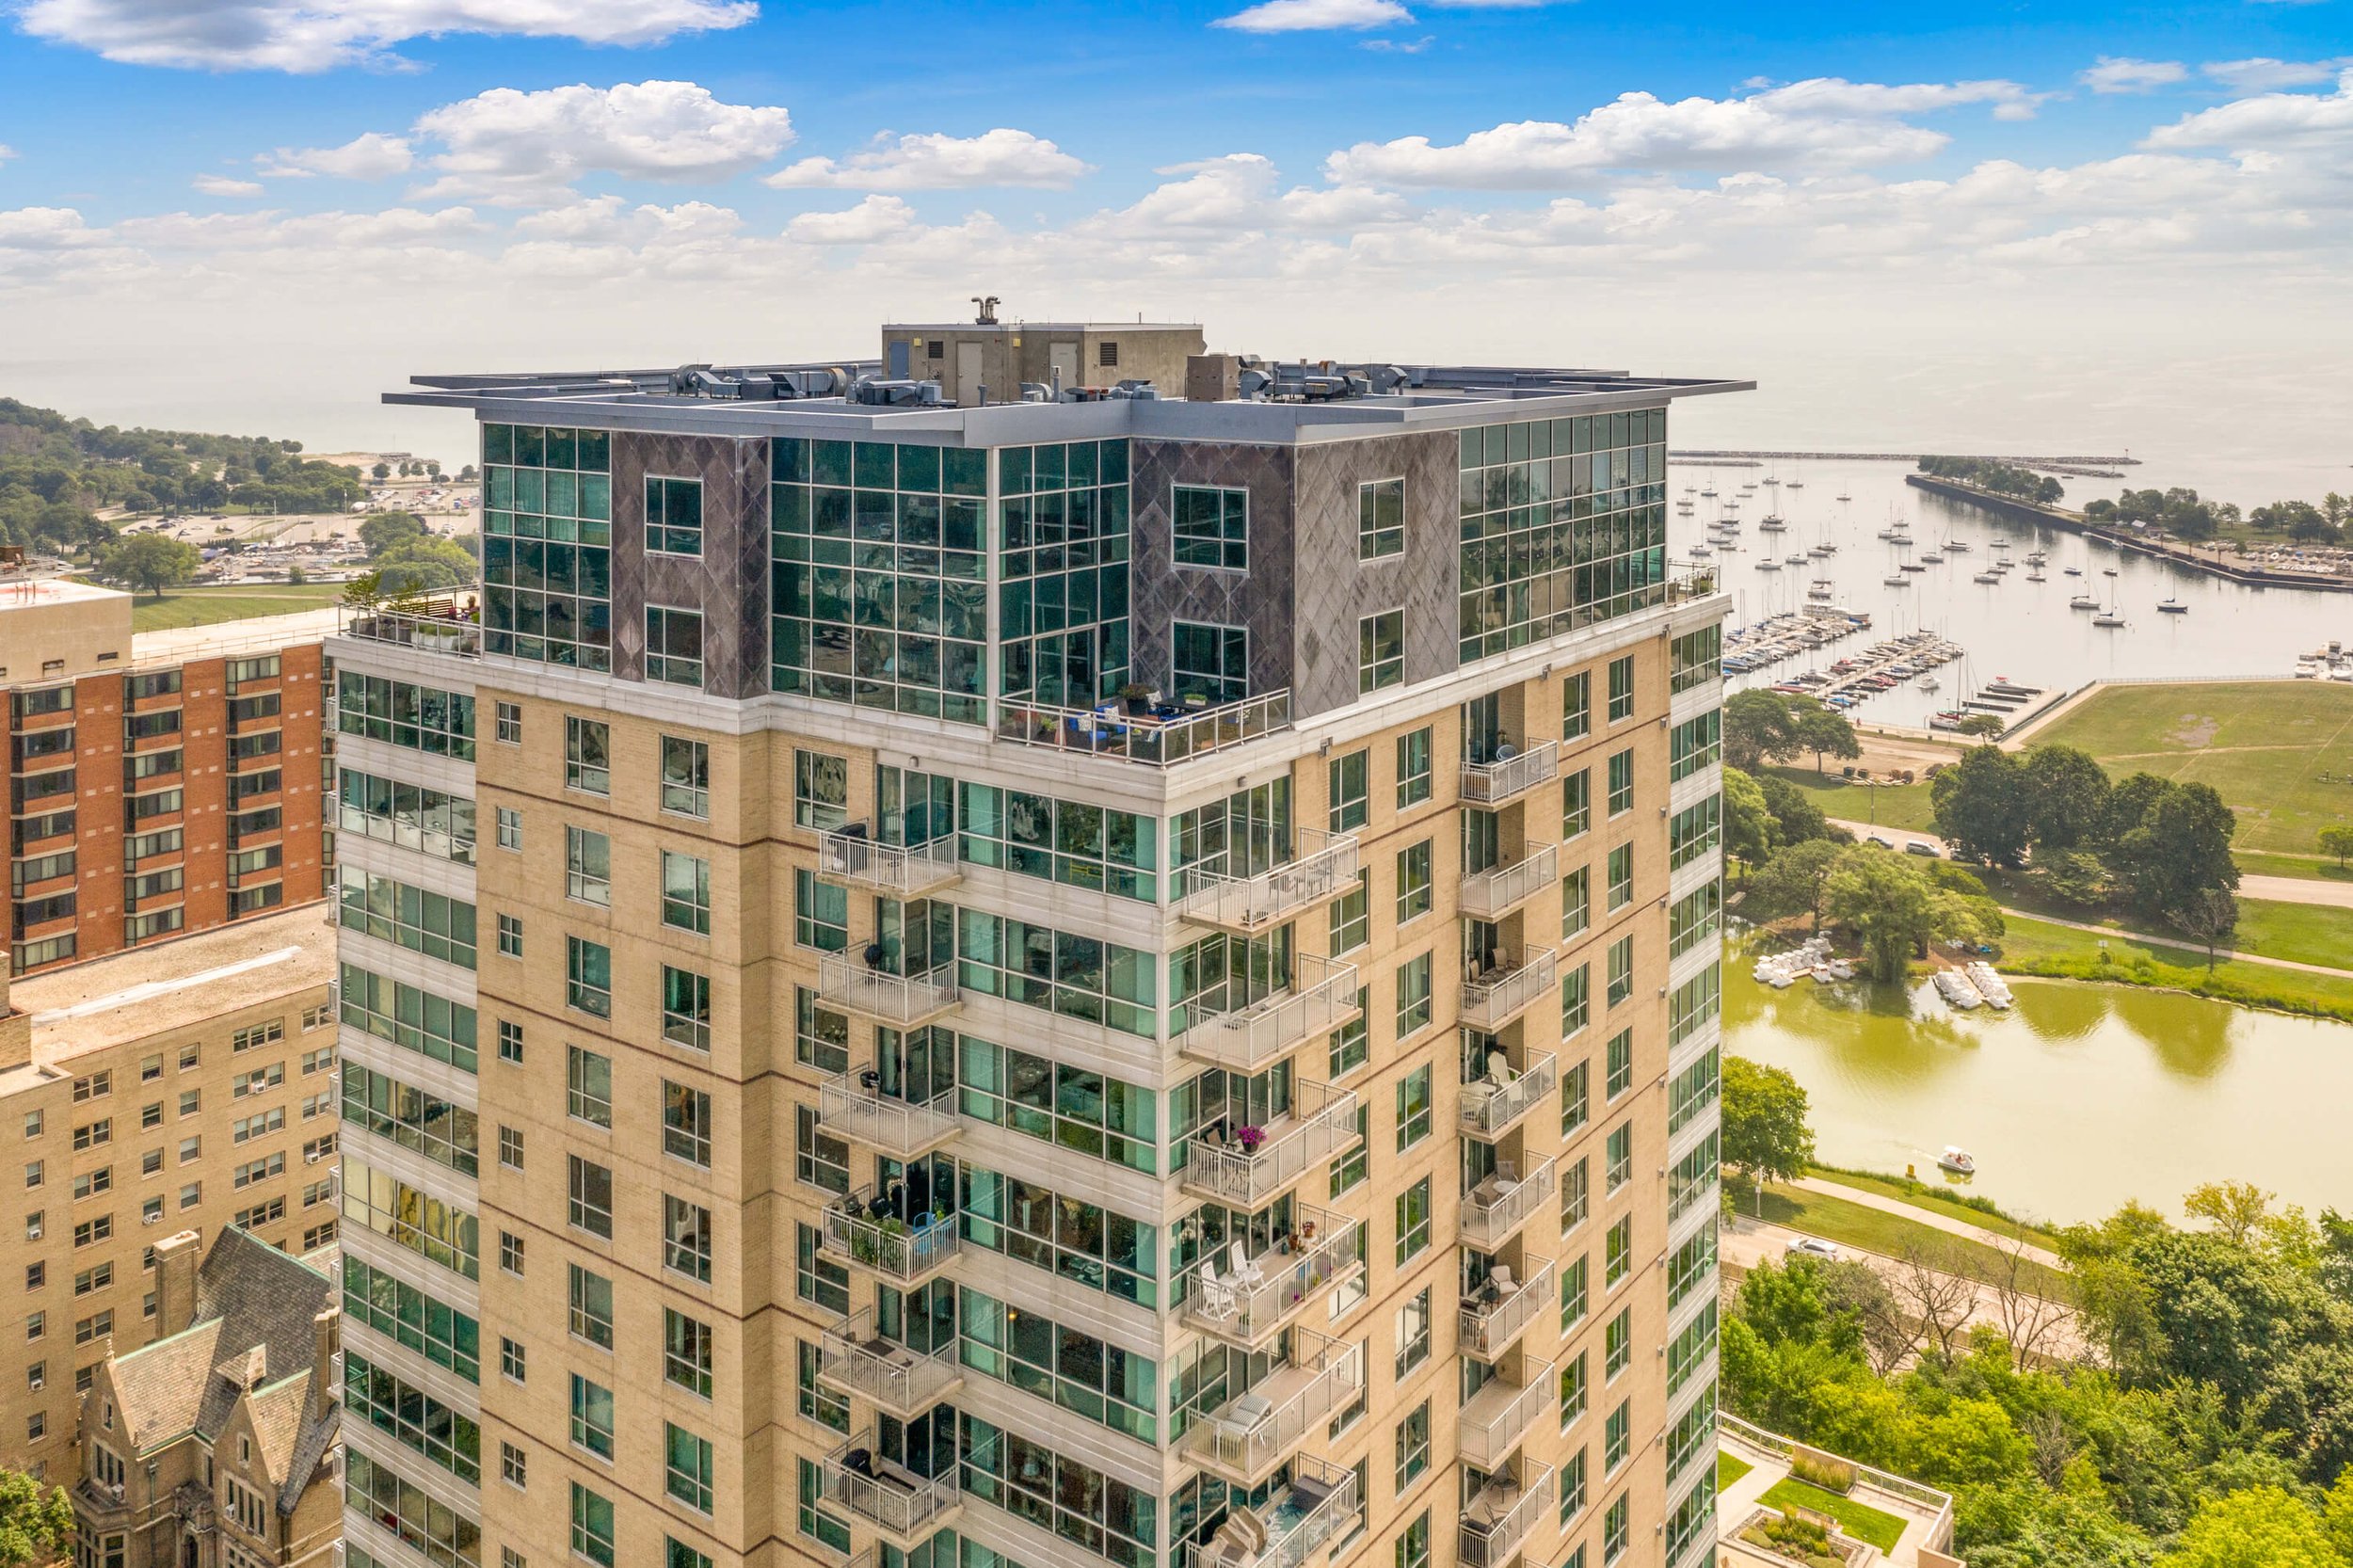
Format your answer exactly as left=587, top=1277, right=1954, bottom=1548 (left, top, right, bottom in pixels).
left=1905, top=840, right=1940, bottom=857
left=1785, top=1236, right=1840, bottom=1261
left=1865, top=834, right=1895, bottom=850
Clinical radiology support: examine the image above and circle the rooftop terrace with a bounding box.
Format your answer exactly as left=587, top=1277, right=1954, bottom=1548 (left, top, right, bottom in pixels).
left=1716, top=1416, right=1962, bottom=1568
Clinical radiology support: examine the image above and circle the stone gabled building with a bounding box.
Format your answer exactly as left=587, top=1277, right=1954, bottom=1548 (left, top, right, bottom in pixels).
left=73, top=1226, right=343, bottom=1568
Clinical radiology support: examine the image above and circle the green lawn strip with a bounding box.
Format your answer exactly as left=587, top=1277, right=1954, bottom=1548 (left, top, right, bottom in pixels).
left=1760, top=767, right=1940, bottom=833
left=2025, top=680, right=2353, bottom=857
left=1802, top=1167, right=2060, bottom=1249
left=128, top=584, right=344, bottom=631
left=1747, top=1182, right=2071, bottom=1298
left=1993, top=914, right=2353, bottom=1023
left=1719, top=1451, right=1754, bottom=1491
left=2229, top=899, right=2353, bottom=970
left=1758, top=1478, right=1908, bottom=1554
left=2235, top=850, right=2353, bottom=885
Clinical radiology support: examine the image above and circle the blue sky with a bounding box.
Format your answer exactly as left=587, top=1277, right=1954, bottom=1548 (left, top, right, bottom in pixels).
left=1, top=0, right=2348, bottom=488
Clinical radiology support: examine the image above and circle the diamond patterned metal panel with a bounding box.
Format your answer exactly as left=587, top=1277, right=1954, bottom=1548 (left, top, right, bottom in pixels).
left=611, top=431, right=771, bottom=698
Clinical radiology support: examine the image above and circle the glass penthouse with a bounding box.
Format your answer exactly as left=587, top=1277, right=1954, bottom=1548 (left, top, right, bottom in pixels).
left=328, top=316, right=1745, bottom=1568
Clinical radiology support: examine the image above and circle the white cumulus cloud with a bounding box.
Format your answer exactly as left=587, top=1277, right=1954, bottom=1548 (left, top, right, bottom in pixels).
left=766, top=129, right=1092, bottom=190
left=2144, top=71, right=2353, bottom=152
left=784, top=194, right=920, bottom=245
left=2080, top=56, right=2188, bottom=94
left=1323, top=77, right=2033, bottom=188
left=2202, top=56, right=2353, bottom=91
left=0, top=207, right=106, bottom=248
left=193, top=173, right=264, bottom=196
left=259, top=131, right=414, bottom=180
left=408, top=81, right=794, bottom=205
left=1213, top=0, right=1412, bottom=33
left=13, top=0, right=757, bottom=72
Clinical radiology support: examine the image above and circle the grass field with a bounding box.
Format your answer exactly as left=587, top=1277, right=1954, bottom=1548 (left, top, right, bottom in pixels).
left=1747, top=1181, right=2071, bottom=1297
left=1803, top=1168, right=2060, bottom=1247
left=1757, top=1478, right=1908, bottom=1553
left=2235, top=849, right=2353, bottom=885
left=2027, top=680, right=2353, bottom=857
left=1720, top=1451, right=1754, bottom=1491
left=1761, top=766, right=1940, bottom=834
left=1994, top=913, right=2353, bottom=1020
left=127, top=583, right=344, bottom=632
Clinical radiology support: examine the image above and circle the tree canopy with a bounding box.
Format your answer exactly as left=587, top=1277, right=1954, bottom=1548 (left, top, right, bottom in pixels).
left=1917, top=456, right=2066, bottom=505
left=0, top=1468, right=72, bottom=1568
left=1721, top=1055, right=1816, bottom=1204
left=1932, top=744, right=2033, bottom=867
left=1725, top=690, right=1859, bottom=775
left=1824, top=844, right=2003, bottom=979
left=99, top=532, right=200, bottom=597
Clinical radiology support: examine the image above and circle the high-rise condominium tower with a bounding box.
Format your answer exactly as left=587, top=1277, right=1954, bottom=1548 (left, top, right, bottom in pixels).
left=330, top=319, right=1742, bottom=1568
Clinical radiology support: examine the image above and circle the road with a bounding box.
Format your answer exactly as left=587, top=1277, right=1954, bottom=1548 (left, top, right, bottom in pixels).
left=1721, top=1210, right=2089, bottom=1364
left=1828, top=817, right=2353, bottom=918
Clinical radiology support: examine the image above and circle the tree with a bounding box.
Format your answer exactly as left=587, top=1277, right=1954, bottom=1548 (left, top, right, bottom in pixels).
left=372, top=536, right=476, bottom=596
left=2024, top=745, right=2113, bottom=852
left=358, top=509, right=426, bottom=557
left=1744, top=839, right=1845, bottom=933
left=1794, top=702, right=1862, bottom=776
left=2167, top=886, right=2240, bottom=970
left=1723, top=767, right=1775, bottom=872
left=0, top=1467, right=73, bottom=1568
left=286, top=563, right=306, bottom=584
left=1757, top=772, right=1834, bottom=846
left=2319, top=825, right=2353, bottom=869
left=2032, top=848, right=2112, bottom=909
left=99, top=532, right=200, bottom=597
left=425, top=459, right=442, bottom=478
left=1726, top=688, right=1803, bottom=770
left=1957, top=712, right=2009, bottom=741
left=1721, top=1056, right=1815, bottom=1213
left=1824, top=845, right=2001, bottom=981
left=2111, top=780, right=2239, bottom=920
left=1932, top=744, right=2033, bottom=867
left=371, top=460, right=391, bottom=480
left=2153, top=1486, right=2344, bottom=1568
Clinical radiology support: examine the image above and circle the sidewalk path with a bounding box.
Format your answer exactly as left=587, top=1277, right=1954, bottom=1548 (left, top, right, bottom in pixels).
left=1789, top=1174, right=2062, bottom=1269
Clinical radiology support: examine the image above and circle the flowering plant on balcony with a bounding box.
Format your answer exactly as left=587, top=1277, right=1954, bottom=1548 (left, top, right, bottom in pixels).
left=1236, top=1125, right=1266, bottom=1151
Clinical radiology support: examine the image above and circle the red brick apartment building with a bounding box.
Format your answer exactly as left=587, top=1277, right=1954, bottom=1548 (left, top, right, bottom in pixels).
left=5, top=580, right=331, bottom=975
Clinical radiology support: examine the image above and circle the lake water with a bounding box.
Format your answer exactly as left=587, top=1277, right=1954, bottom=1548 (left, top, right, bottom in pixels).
left=1725, top=952, right=2353, bottom=1224
left=1673, top=458, right=2353, bottom=729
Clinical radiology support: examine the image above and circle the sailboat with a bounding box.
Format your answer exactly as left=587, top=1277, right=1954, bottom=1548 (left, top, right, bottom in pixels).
left=2094, top=605, right=2127, bottom=628
left=2158, top=596, right=2188, bottom=615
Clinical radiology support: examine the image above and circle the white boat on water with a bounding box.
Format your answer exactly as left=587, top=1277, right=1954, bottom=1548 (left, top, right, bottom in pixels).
left=1965, top=962, right=2013, bottom=1010
left=1938, top=1145, right=1977, bottom=1176
left=1933, top=970, right=1982, bottom=1010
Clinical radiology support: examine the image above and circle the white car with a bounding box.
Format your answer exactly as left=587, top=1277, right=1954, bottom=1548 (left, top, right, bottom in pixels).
left=1785, top=1236, right=1840, bottom=1261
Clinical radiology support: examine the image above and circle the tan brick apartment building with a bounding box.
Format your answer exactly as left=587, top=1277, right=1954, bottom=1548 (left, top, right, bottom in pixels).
left=0, top=903, right=342, bottom=1480
left=4, top=580, right=330, bottom=977
left=330, top=322, right=1739, bottom=1568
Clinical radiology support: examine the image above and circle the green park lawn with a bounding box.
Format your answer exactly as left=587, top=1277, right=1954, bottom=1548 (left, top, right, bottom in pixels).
left=1746, top=1181, right=2070, bottom=1298
left=1993, top=912, right=2353, bottom=1021
left=1760, top=766, right=1940, bottom=834
left=1719, top=1451, right=1754, bottom=1491
left=2027, top=680, right=2353, bottom=858
left=2234, top=849, right=2353, bottom=884
left=1757, top=1478, right=1909, bottom=1554
left=1802, top=1168, right=2060, bottom=1249
left=127, top=583, right=344, bottom=632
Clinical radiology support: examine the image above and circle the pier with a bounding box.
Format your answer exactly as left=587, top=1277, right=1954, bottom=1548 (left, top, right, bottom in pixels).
left=1675, top=450, right=2138, bottom=470
left=1722, top=606, right=1872, bottom=679
left=1776, top=632, right=1967, bottom=712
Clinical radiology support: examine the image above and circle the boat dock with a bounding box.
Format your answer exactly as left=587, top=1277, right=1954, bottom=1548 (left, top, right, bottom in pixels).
left=1722, top=606, right=1873, bottom=678
left=1771, top=631, right=1966, bottom=712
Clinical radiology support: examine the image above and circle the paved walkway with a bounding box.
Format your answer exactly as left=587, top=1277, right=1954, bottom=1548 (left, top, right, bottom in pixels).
left=1789, top=1174, right=2062, bottom=1268
left=2009, top=907, right=2353, bottom=979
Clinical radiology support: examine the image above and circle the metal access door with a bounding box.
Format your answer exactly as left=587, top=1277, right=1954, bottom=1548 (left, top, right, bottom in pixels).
left=1049, top=341, right=1080, bottom=390
left=888, top=339, right=911, bottom=379
left=955, top=342, right=984, bottom=405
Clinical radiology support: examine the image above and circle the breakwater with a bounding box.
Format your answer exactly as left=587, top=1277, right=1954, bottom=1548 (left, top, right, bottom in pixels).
left=1904, top=474, right=2353, bottom=595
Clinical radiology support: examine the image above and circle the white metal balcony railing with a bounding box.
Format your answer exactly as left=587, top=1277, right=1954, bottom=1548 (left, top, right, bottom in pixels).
left=1182, top=1456, right=1361, bottom=1568
left=1182, top=1206, right=1363, bottom=1346
left=1462, top=1157, right=1557, bottom=1251
left=818, top=1309, right=963, bottom=1416
left=1458, top=843, right=1559, bottom=920
left=1460, top=1258, right=1554, bottom=1361
left=994, top=690, right=1293, bottom=768
left=1176, top=828, right=1361, bottom=934
left=1459, top=1050, right=1558, bottom=1140
left=1176, top=953, right=1361, bottom=1073
left=822, top=1188, right=962, bottom=1283
left=818, top=1069, right=961, bottom=1156
left=1457, top=1358, right=1556, bottom=1471
left=817, top=826, right=963, bottom=897
left=817, top=952, right=961, bottom=1026
left=1179, top=1332, right=1366, bottom=1486
left=1458, top=1460, right=1555, bottom=1568
left=1460, top=741, right=1559, bottom=806
left=823, top=1430, right=965, bottom=1540
left=1181, top=1081, right=1362, bottom=1208
left=1460, top=947, right=1557, bottom=1032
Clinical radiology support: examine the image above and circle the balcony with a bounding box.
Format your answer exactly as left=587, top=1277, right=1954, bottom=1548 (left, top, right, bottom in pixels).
left=821, top=1189, right=962, bottom=1284
left=1459, top=844, right=1558, bottom=921
left=1458, top=1458, right=1555, bottom=1568
left=818, top=1069, right=960, bottom=1157
left=817, top=826, right=963, bottom=898
left=1459, top=1258, right=1554, bottom=1361
left=818, top=952, right=960, bottom=1027
left=1459, top=1050, right=1557, bottom=1141
left=1183, top=1457, right=1360, bottom=1568
left=1461, top=742, right=1558, bottom=807
left=1458, top=1359, right=1555, bottom=1471
left=1179, top=1332, right=1366, bottom=1488
left=822, top=1430, right=964, bottom=1543
left=1182, top=1206, right=1364, bottom=1348
left=1177, top=953, right=1360, bottom=1074
left=1460, top=947, right=1556, bottom=1032
left=337, top=597, right=481, bottom=659
left=1462, top=1158, right=1556, bottom=1251
left=1176, top=829, right=1360, bottom=934
left=1181, top=1081, right=1362, bottom=1208
left=995, top=690, right=1293, bottom=768
left=818, top=1310, right=963, bottom=1417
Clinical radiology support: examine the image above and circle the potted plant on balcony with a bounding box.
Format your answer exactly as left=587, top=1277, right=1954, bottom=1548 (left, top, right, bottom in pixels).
left=1235, top=1125, right=1266, bottom=1153
left=1120, top=681, right=1154, bottom=716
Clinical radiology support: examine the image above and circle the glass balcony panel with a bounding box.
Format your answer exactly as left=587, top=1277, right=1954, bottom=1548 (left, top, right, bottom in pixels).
left=1177, top=828, right=1361, bottom=933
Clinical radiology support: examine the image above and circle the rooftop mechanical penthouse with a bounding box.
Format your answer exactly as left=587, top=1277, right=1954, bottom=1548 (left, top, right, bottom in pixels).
left=335, top=312, right=1745, bottom=1568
